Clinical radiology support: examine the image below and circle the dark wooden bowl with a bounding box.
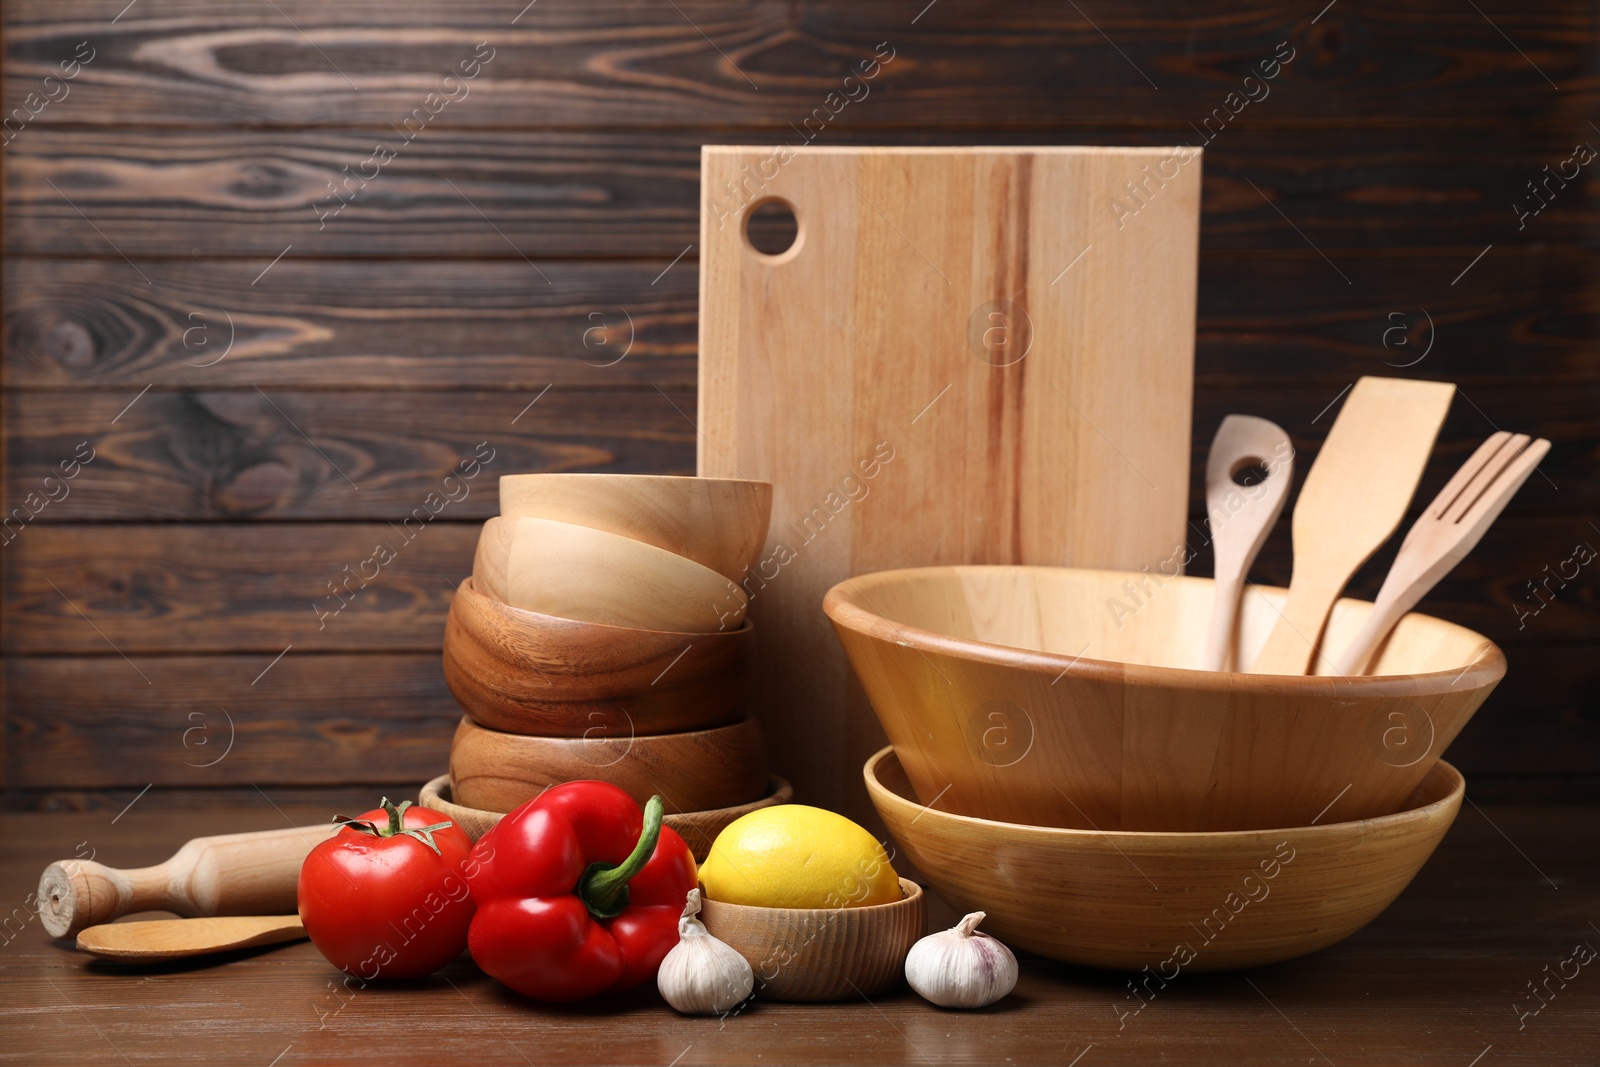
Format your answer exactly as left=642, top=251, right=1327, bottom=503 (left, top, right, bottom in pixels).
left=443, top=576, right=750, bottom=737
left=450, top=715, right=770, bottom=815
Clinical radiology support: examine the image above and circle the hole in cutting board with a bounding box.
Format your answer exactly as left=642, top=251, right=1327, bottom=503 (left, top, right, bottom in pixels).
left=1230, top=459, right=1270, bottom=487
left=744, top=198, right=799, bottom=257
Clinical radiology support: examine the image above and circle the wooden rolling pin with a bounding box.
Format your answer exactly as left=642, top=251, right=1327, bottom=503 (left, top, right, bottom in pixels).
left=38, top=824, right=339, bottom=939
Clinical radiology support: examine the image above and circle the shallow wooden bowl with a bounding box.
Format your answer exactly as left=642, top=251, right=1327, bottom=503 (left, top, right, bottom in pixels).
left=499, top=473, right=772, bottom=583
left=450, top=715, right=770, bottom=814
left=443, top=577, right=750, bottom=737
left=499, top=516, right=747, bottom=634
left=826, top=566, right=1503, bottom=831
left=698, top=878, right=925, bottom=1002
left=866, top=747, right=1462, bottom=971
left=419, top=774, right=794, bottom=862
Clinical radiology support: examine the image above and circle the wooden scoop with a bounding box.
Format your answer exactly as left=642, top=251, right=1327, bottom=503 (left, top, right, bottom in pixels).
left=77, top=915, right=305, bottom=960
left=1248, top=376, right=1455, bottom=675
left=1330, top=432, right=1550, bottom=676
left=1200, top=416, right=1294, bottom=671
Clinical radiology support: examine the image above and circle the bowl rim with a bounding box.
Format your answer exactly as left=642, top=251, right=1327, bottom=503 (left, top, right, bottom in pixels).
left=452, top=713, right=764, bottom=746
left=696, top=876, right=924, bottom=917
left=825, top=565, right=1506, bottom=696
left=498, top=473, right=772, bottom=490
left=863, top=745, right=1465, bottom=843
left=454, top=575, right=756, bottom=641
left=421, top=772, right=796, bottom=820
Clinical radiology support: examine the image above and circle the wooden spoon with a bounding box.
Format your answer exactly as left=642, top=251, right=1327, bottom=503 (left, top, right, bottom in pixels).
left=76, top=915, right=305, bottom=960
left=1248, top=376, right=1456, bottom=675
left=1330, top=432, right=1550, bottom=676
left=1200, top=416, right=1294, bottom=672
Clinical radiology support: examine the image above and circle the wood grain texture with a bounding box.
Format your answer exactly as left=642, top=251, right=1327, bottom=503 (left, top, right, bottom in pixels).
left=502, top=516, right=747, bottom=633
left=498, top=473, right=771, bottom=582
left=1249, top=376, right=1455, bottom=675
left=4, top=636, right=1595, bottom=800
left=828, top=567, right=1503, bottom=831
left=443, top=576, right=750, bottom=738
left=2, top=381, right=1592, bottom=523
left=2, top=0, right=1595, bottom=812
left=866, top=747, right=1465, bottom=971
left=2, top=653, right=460, bottom=790
left=5, top=2, right=1595, bottom=127
left=75, top=915, right=306, bottom=960
left=4, top=804, right=1598, bottom=1065
left=3, top=257, right=699, bottom=388
left=1201, top=416, right=1293, bottom=672
left=3, top=389, right=695, bottom=519
left=699, top=145, right=1198, bottom=822
left=5, top=250, right=1592, bottom=391
left=36, top=823, right=338, bottom=937
left=698, top=878, right=926, bottom=1002
left=449, top=715, right=769, bottom=815
left=7, top=127, right=1597, bottom=258
left=1333, top=433, right=1551, bottom=676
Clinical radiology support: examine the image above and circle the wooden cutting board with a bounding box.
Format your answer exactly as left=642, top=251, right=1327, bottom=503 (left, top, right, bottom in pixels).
left=697, top=145, right=1200, bottom=821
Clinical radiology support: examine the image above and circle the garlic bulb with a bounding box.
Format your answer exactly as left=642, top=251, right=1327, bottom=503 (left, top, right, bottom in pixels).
left=904, top=911, right=1018, bottom=1009
left=657, top=889, right=754, bottom=1015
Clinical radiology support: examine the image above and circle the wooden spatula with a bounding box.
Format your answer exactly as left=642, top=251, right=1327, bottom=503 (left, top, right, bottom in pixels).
left=1201, top=416, right=1294, bottom=671
left=1247, top=376, right=1456, bottom=675
left=76, top=915, right=305, bottom=960
left=1331, top=432, right=1550, bottom=676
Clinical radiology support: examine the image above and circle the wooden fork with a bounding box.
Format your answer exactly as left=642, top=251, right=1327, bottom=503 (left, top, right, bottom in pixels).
left=1330, top=431, right=1550, bottom=676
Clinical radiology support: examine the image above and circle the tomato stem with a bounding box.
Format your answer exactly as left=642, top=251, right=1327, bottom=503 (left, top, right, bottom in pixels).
left=332, top=797, right=455, bottom=856
left=578, top=795, right=665, bottom=920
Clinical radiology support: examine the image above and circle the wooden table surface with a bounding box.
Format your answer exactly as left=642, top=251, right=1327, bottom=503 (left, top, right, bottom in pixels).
left=2, top=802, right=1596, bottom=1066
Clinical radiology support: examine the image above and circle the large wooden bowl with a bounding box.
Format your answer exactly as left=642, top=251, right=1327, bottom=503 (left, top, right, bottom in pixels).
left=499, top=473, right=772, bottom=583
left=449, top=715, right=770, bottom=815
left=483, top=516, right=747, bottom=634
left=419, top=774, right=794, bottom=862
left=444, top=577, right=750, bottom=737
left=865, top=747, right=1462, bottom=971
left=826, top=566, right=1503, bottom=831
left=699, top=878, right=926, bottom=1002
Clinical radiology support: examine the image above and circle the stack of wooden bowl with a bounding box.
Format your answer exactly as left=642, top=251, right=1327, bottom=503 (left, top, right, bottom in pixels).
left=826, top=566, right=1505, bottom=971
left=427, top=474, right=790, bottom=860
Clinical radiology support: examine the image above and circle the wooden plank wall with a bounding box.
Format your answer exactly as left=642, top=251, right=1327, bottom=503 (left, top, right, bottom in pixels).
left=2, top=1, right=1596, bottom=811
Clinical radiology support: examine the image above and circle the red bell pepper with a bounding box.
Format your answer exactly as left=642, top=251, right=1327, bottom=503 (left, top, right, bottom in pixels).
left=463, top=781, right=697, bottom=1002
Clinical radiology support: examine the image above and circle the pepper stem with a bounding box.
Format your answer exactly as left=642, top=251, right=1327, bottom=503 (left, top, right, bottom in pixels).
left=578, top=795, right=665, bottom=921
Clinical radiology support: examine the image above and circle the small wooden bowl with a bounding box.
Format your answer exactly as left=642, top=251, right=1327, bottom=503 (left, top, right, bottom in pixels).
left=866, top=746, right=1463, bottom=971
left=444, top=577, right=750, bottom=737
left=827, top=566, right=1504, bottom=831
left=494, top=516, right=747, bottom=634
left=698, top=878, right=926, bottom=1002
left=472, top=516, right=515, bottom=603
left=450, top=715, right=770, bottom=814
left=499, top=473, right=772, bottom=583
left=419, top=774, right=794, bottom=862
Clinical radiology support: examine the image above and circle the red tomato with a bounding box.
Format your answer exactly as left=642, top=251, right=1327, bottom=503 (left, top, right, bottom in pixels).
left=298, top=798, right=476, bottom=980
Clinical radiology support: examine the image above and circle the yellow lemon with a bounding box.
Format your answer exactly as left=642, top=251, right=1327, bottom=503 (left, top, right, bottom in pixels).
left=698, top=804, right=901, bottom=909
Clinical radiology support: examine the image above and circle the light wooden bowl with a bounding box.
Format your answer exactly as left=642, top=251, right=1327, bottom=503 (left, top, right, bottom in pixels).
left=698, top=878, right=925, bottom=1002
left=499, top=473, right=772, bottom=583
left=826, top=566, right=1503, bottom=831
left=449, top=715, right=770, bottom=815
left=866, top=747, right=1462, bottom=971
left=472, top=516, right=515, bottom=603
left=419, top=774, right=794, bottom=862
left=496, top=516, right=747, bottom=634
left=443, top=577, right=750, bottom=737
